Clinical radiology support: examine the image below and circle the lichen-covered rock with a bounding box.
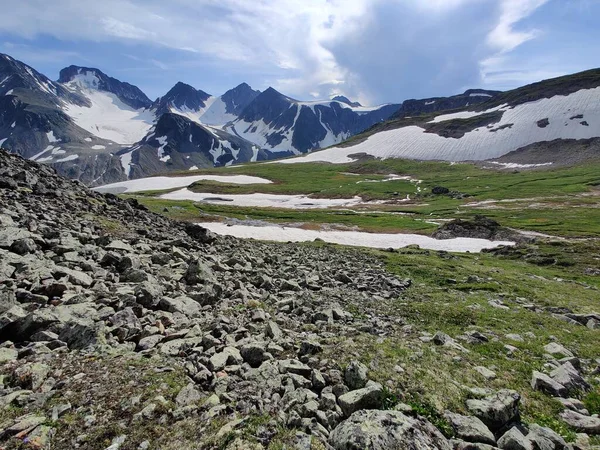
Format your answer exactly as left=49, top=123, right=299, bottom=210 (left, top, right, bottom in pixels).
left=329, top=409, right=452, bottom=450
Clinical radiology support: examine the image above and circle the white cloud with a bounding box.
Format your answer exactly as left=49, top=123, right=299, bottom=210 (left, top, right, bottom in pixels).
left=486, top=0, right=550, bottom=53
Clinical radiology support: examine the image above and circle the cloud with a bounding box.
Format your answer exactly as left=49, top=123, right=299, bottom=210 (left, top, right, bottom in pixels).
left=486, top=0, right=550, bottom=53
left=0, top=0, right=594, bottom=103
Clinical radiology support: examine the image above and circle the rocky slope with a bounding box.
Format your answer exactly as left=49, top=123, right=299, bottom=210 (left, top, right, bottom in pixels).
left=1, top=140, right=599, bottom=447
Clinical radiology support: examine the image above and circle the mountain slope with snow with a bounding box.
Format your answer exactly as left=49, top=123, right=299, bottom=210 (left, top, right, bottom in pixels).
left=117, top=112, right=272, bottom=179
left=280, top=70, right=600, bottom=165
left=225, top=87, right=401, bottom=154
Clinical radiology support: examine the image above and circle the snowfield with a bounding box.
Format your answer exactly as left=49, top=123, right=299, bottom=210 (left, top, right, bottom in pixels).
left=279, top=87, right=600, bottom=164
left=64, top=89, right=154, bottom=144
left=158, top=189, right=372, bottom=209
left=198, top=222, right=514, bottom=253
left=94, top=174, right=273, bottom=194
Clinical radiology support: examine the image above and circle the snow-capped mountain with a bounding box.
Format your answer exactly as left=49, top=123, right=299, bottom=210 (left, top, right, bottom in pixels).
left=225, top=87, right=402, bottom=154
left=152, top=81, right=261, bottom=127
left=0, top=54, right=267, bottom=185
left=280, top=69, right=600, bottom=165
left=117, top=112, right=270, bottom=179
left=58, top=66, right=152, bottom=109
left=151, top=82, right=212, bottom=117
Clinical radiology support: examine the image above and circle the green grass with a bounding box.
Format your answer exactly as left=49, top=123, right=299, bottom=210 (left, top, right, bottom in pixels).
left=128, top=158, right=600, bottom=237
left=321, top=239, right=599, bottom=440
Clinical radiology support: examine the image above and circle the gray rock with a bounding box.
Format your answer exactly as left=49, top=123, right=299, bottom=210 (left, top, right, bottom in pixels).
left=240, top=343, right=269, bottom=368
left=549, top=362, right=590, bottom=394
left=183, top=259, right=215, bottom=285
left=528, top=424, right=570, bottom=449
left=543, top=343, right=573, bottom=358
left=106, top=240, right=134, bottom=252
left=338, top=381, right=383, bottom=417
left=0, top=347, right=18, bottom=363
left=329, top=409, right=452, bottom=450
left=158, top=296, right=200, bottom=316
left=466, top=390, right=520, bottom=431
left=344, top=360, right=369, bottom=390
left=531, top=371, right=567, bottom=397
left=134, top=281, right=164, bottom=308
left=444, top=411, right=496, bottom=445
left=175, top=383, right=202, bottom=407
left=10, top=238, right=37, bottom=255
left=278, top=359, right=312, bottom=378
left=559, top=410, right=600, bottom=434
left=265, top=321, right=283, bottom=340
left=497, top=426, right=530, bottom=450
left=298, top=340, right=323, bottom=357
left=53, top=266, right=93, bottom=287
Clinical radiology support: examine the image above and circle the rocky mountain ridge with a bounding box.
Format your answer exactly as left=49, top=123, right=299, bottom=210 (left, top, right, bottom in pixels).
left=1, top=150, right=598, bottom=448
left=0, top=52, right=504, bottom=186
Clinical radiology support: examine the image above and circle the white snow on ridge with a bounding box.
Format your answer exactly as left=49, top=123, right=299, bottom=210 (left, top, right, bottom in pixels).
left=159, top=189, right=368, bottom=209
left=470, top=93, right=493, bottom=98
left=198, top=97, right=238, bottom=126
left=64, top=89, right=154, bottom=144
left=198, top=222, right=514, bottom=253
left=46, top=131, right=58, bottom=143
left=280, top=87, right=600, bottom=164
left=486, top=162, right=553, bottom=169
left=94, top=174, right=273, bottom=194
left=0, top=138, right=7, bottom=147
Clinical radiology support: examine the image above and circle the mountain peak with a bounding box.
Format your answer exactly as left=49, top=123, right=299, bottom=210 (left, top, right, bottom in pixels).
left=332, top=95, right=362, bottom=107
left=221, top=83, right=260, bottom=115
left=153, top=82, right=211, bottom=116
left=58, top=65, right=152, bottom=110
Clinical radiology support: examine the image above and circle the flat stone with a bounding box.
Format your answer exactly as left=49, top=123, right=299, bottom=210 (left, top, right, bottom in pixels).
left=338, top=381, right=383, bottom=417
left=559, top=410, right=600, bottom=434
left=444, top=411, right=496, bottom=445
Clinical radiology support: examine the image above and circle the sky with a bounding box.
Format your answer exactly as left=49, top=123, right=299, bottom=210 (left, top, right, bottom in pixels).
left=0, top=0, right=598, bottom=105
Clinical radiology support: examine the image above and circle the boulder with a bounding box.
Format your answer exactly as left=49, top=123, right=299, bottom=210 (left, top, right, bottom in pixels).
left=338, top=381, right=383, bottom=417
left=531, top=371, right=567, bottom=397
left=329, top=409, right=452, bottom=450
left=344, top=360, right=369, bottom=390
left=444, top=411, right=496, bottom=445
left=559, top=410, right=600, bottom=434
left=466, top=390, right=520, bottom=432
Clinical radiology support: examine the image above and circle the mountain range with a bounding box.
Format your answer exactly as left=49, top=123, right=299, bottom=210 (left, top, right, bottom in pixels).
left=0, top=53, right=498, bottom=185
left=283, top=69, right=600, bottom=167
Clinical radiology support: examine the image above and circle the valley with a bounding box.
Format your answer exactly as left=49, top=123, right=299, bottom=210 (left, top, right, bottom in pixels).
left=1, top=47, right=599, bottom=450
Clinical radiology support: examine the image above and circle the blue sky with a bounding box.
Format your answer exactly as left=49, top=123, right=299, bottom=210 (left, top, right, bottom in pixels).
left=0, top=0, right=598, bottom=105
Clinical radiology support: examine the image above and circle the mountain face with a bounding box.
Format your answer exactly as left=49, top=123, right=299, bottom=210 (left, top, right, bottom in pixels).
left=0, top=54, right=268, bottom=185
left=117, top=113, right=270, bottom=179
left=151, top=82, right=211, bottom=117
left=220, top=82, right=261, bottom=116
left=280, top=69, right=600, bottom=165
left=58, top=65, right=152, bottom=109
left=226, top=87, right=401, bottom=154
left=332, top=95, right=362, bottom=107
left=391, top=89, right=501, bottom=119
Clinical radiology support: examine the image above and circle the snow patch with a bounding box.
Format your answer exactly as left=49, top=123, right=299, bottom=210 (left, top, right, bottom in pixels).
left=94, top=174, right=272, bottom=194
left=199, top=222, right=514, bottom=253
left=54, top=154, right=79, bottom=163
left=10, top=122, right=15, bottom=128
left=46, top=131, right=58, bottom=143
left=188, top=165, right=199, bottom=171
left=63, top=88, right=154, bottom=144
left=91, top=145, right=106, bottom=150
left=159, top=189, right=373, bottom=209
left=0, top=138, right=7, bottom=147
